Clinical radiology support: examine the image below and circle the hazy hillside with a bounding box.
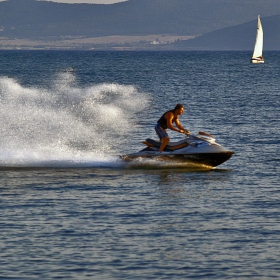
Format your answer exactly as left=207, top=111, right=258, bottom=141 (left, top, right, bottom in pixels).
left=170, top=15, right=280, bottom=51
left=1, top=0, right=280, bottom=39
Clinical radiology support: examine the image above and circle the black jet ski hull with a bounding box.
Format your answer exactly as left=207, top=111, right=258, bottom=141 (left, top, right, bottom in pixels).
left=121, top=151, right=234, bottom=167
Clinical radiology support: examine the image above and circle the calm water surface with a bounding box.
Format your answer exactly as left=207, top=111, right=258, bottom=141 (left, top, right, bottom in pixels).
left=0, top=51, right=280, bottom=279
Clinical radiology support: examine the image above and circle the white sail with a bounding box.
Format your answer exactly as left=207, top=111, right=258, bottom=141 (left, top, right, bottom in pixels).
left=251, top=15, right=264, bottom=63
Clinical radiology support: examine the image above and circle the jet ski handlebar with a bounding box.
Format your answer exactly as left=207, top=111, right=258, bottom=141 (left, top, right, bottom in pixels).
left=183, top=129, right=191, bottom=135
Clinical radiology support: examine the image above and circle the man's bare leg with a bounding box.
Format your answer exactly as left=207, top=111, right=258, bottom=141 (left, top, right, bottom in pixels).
left=159, top=136, right=170, bottom=152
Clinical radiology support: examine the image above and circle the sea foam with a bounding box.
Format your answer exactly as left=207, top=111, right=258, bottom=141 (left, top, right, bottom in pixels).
left=0, top=73, right=148, bottom=167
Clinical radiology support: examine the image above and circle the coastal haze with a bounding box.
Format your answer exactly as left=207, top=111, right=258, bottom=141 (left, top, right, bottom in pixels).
left=1, top=0, right=280, bottom=50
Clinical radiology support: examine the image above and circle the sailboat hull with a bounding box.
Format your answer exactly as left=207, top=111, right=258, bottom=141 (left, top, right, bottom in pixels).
left=251, top=58, right=264, bottom=64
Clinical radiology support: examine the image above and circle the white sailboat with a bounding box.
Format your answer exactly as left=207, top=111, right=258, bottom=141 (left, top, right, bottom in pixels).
left=251, top=15, right=264, bottom=63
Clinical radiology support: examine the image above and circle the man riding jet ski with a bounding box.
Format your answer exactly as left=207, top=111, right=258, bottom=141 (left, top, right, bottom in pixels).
left=121, top=104, right=234, bottom=167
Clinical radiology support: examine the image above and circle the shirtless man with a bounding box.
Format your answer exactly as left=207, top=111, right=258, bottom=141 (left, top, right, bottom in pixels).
left=155, top=104, right=190, bottom=152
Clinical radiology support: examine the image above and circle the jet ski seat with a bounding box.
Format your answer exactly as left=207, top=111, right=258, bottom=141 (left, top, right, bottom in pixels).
left=142, top=138, right=188, bottom=151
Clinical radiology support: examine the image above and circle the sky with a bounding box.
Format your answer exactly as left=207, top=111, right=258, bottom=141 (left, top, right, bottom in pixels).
left=0, top=0, right=128, bottom=3
left=42, top=0, right=127, bottom=3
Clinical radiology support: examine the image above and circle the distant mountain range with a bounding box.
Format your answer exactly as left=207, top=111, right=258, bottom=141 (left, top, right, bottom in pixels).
left=1, top=0, right=280, bottom=50
left=169, top=14, right=280, bottom=51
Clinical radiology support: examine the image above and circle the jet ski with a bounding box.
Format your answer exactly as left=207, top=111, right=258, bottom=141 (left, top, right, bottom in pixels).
left=121, top=131, right=234, bottom=167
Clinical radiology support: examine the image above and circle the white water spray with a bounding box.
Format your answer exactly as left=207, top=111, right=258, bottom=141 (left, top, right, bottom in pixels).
left=0, top=73, right=149, bottom=167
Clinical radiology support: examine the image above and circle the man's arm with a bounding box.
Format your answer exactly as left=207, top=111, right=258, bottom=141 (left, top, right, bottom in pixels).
left=176, top=119, right=190, bottom=134
left=166, top=112, right=184, bottom=133
left=175, top=118, right=184, bottom=131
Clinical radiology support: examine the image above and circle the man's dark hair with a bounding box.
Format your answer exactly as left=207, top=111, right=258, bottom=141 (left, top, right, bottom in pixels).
left=174, top=104, right=184, bottom=110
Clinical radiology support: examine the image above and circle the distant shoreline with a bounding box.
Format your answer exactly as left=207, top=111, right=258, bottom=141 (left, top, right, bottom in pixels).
left=0, top=35, right=195, bottom=50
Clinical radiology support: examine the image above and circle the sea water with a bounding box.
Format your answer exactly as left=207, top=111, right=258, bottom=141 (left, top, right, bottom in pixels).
left=0, top=50, right=280, bottom=279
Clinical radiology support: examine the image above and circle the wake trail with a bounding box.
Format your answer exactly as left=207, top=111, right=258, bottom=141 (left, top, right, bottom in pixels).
left=0, top=72, right=149, bottom=168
